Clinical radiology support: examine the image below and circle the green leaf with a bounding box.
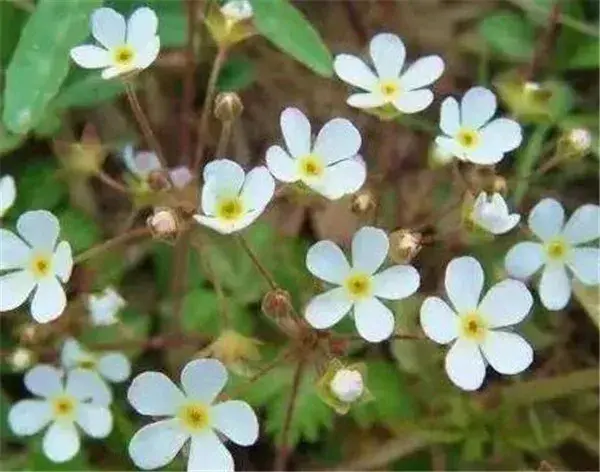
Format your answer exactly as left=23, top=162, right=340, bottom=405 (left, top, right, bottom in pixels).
left=217, top=56, right=256, bottom=92
left=478, top=11, right=535, bottom=61
left=53, top=71, right=128, bottom=109
left=152, top=242, right=206, bottom=297
left=57, top=208, right=102, bottom=253
left=250, top=0, right=333, bottom=77
left=562, top=38, right=599, bottom=69
left=0, top=1, right=28, bottom=68
left=2, top=0, right=103, bottom=134
left=12, top=161, right=67, bottom=214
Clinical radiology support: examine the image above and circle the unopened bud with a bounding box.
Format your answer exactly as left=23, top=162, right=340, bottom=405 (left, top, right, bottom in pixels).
left=389, top=229, right=422, bottom=264
left=18, top=323, right=40, bottom=344
left=147, top=208, right=180, bottom=239
left=214, top=92, right=244, bottom=122
left=491, top=176, right=508, bottom=195
left=10, top=347, right=34, bottom=372
left=330, top=369, right=364, bottom=403
left=147, top=169, right=172, bottom=192
left=567, top=128, right=592, bottom=153
left=261, top=288, right=292, bottom=319
left=350, top=189, right=376, bottom=215
left=199, top=330, right=261, bottom=376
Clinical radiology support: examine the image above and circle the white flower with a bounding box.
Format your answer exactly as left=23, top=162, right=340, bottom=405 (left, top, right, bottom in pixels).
left=70, top=7, right=160, bottom=80
left=330, top=369, right=364, bottom=403
left=471, top=192, right=520, bottom=235
left=420, top=256, right=534, bottom=391
left=86, top=287, right=126, bottom=326
left=505, top=198, right=600, bottom=310
left=305, top=226, right=420, bottom=342
left=123, top=144, right=162, bottom=180
left=127, top=358, right=259, bottom=472
left=266, top=108, right=366, bottom=200
left=567, top=128, right=592, bottom=152
left=193, top=159, right=274, bottom=235
left=334, top=33, right=444, bottom=113
left=61, top=338, right=131, bottom=405
left=221, top=0, right=253, bottom=21
left=168, top=166, right=194, bottom=189
left=436, top=86, right=523, bottom=165
left=8, top=365, right=113, bottom=463
left=0, top=175, right=16, bottom=217
left=0, top=210, right=73, bottom=323
left=10, top=347, right=34, bottom=372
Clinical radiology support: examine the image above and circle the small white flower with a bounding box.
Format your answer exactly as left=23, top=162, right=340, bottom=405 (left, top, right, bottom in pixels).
left=168, top=165, right=194, bottom=189
left=10, top=347, right=34, bottom=372
left=70, top=7, right=160, bottom=80
left=123, top=144, right=162, bottom=180
left=266, top=108, right=366, bottom=200
left=334, top=33, right=444, bottom=113
left=8, top=365, right=113, bottom=463
left=86, top=287, right=126, bottom=326
left=330, top=369, right=364, bottom=403
left=305, top=226, right=420, bottom=342
left=505, top=198, right=600, bottom=310
left=127, top=358, right=259, bottom=471
left=0, top=210, right=73, bottom=323
left=221, top=0, right=253, bottom=21
left=420, top=256, right=534, bottom=391
left=61, top=338, right=131, bottom=405
left=193, top=159, right=274, bottom=235
left=567, top=128, right=592, bottom=152
left=471, top=192, right=520, bottom=235
left=0, top=175, right=16, bottom=217
left=436, top=86, right=523, bottom=165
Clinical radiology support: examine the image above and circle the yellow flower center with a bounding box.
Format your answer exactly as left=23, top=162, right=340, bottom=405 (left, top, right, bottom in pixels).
left=113, top=45, right=135, bottom=67
left=178, top=402, right=210, bottom=433
left=216, top=197, right=244, bottom=221
left=344, top=273, right=372, bottom=300
left=545, top=238, right=568, bottom=261
left=30, top=254, right=52, bottom=279
left=51, top=395, right=76, bottom=419
left=78, top=358, right=97, bottom=370
left=460, top=312, right=487, bottom=341
left=379, top=80, right=401, bottom=100
left=457, top=128, right=480, bottom=149
left=298, top=154, right=325, bottom=179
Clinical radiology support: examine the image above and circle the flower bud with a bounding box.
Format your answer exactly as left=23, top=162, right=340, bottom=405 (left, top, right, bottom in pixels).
left=556, top=127, right=593, bottom=162
left=198, top=330, right=261, bottom=376
left=147, top=169, right=172, bottom=192
left=491, top=175, right=507, bottom=195
left=10, top=347, right=34, bottom=372
left=214, top=92, right=244, bottom=122
left=147, top=207, right=180, bottom=240
left=330, top=368, right=364, bottom=403
left=350, top=189, right=376, bottom=215
left=567, top=128, right=592, bottom=153
left=389, top=229, right=422, bottom=264
left=261, top=288, right=292, bottom=319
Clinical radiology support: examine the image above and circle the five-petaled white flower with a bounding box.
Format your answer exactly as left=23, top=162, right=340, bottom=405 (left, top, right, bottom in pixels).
left=194, top=159, right=274, bottom=234
left=305, top=226, right=420, bottom=342
left=330, top=368, right=364, bottom=403
left=8, top=365, right=113, bottom=463
left=0, top=210, right=72, bottom=323
left=266, top=108, right=366, bottom=200
left=86, top=287, right=126, bottom=326
left=334, top=33, right=444, bottom=113
left=0, top=174, right=16, bottom=217
left=471, top=192, right=520, bottom=235
left=436, top=86, right=522, bottom=165
left=221, top=0, right=253, bottom=21
left=61, top=338, right=131, bottom=405
left=127, top=358, right=259, bottom=471
left=505, top=198, right=600, bottom=310
left=420, top=256, right=534, bottom=391
left=70, top=7, right=160, bottom=79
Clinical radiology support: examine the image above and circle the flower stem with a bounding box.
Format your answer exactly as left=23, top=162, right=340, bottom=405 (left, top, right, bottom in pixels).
left=237, top=234, right=278, bottom=290
left=228, top=349, right=292, bottom=398
left=74, top=227, right=151, bottom=264
left=215, top=120, right=233, bottom=159
left=396, top=114, right=437, bottom=135
left=96, top=170, right=129, bottom=195
left=180, top=0, right=199, bottom=163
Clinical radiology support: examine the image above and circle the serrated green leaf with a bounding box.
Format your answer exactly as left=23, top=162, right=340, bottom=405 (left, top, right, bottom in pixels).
left=57, top=208, right=102, bottom=253
left=478, top=11, right=535, bottom=61
left=250, top=0, right=333, bottom=77
left=217, top=56, right=256, bottom=92
left=2, top=0, right=103, bottom=134
left=13, top=161, right=67, bottom=214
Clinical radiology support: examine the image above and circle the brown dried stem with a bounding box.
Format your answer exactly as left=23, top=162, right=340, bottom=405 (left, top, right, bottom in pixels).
left=74, top=227, right=151, bottom=264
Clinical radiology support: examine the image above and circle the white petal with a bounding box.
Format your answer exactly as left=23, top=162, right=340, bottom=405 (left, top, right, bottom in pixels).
left=465, top=143, right=505, bottom=165
left=369, top=33, right=406, bottom=79
left=188, top=432, right=234, bottom=472
left=567, top=247, right=600, bottom=285
left=354, top=297, right=395, bottom=342
left=481, top=331, right=533, bottom=375
left=313, top=118, right=361, bottom=165
left=133, top=151, right=162, bottom=177
left=202, top=159, right=245, bottom=198
left=129, top=419, right=188, bottom=470
left=91, top=7, right=126, bottom=49
left=399, top=55, right=444, bottom=91
left=200, top=179, right=219, bottom=216
left=539, top=264, right=571, bottom=310
left=478, top=118, right=523, bottom=153
left=8, top=400, right=52, bottom=436
left=306, top=240, right=350, bottom=284
left=211, top=400, right=258, bottom=446
left=445, top=339, right=486, bottom=391
left=180, top=358, right=227, bottom=403
left=0, top=229, right=30, bottom=270
left=98, top=352, right=131, bottom=382
left=351, top=226, right=389, bottom=274
left=66, top=369, right=112, bottom=405
left=280, top=107, right=311, bottom=157
left=478, top=279, right=533, bottom=328
left=486, top=213, right=521, bottom=235
left=435, top=136, right=466, bottom=160
left=444, top=256, right=484, bottom=313
left=52, top=241, right=73, bottom=283
left=43, top=422, right=80, bottom=463
left=528, top=198, right=565, bottom=242
left=134, top=36, right=160, bottom=70
left=318, top=156, right=366, bottom=198
left=31, top=276, right=66, bottom=324
left=347, top=92, right=386, bottom=108
left=393, top=89, right=434, bottom=114
left=193, top=212, right=260, bottom=235
left=17, top=210, right=59, bottom=252
left=439, top=97, right=460, bottom=136
left=0, top=270, right=35, bottom=312
left=240, top=166, right=275, bottom=211
left=419, top=296, right=460, bottom=344
left=505, top=242, right=545, bottom=279
left=562, top=204, right=600, bottom=245
left=24, top=365, right=63, bottom=398
left=127, top=372, right=184, bottom=416
left=127, top=7, right=158, bottom=50
left=460, top=86, right=497, bottom=129
left=70, top=45, right=110, bottom=69
left=60, top=338, right=85, bottom=369
left=265, top=146, right=299, bottom=182
left=76, top=404, right=113, bottom=438
left=101, top=66, right=122, bottom=80
left=305, top=287, right=352, bottom=329
left=0, top=175, right=16, bottom=216
left=372, top=265, right=420, bottom=300
left=334, top=54, right=378, bottom=91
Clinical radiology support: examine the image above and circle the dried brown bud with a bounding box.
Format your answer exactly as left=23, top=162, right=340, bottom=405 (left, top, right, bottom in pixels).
left=147, top=170, right=172, bottom=192
left=491, top=176, right=508, bottom=195
left=214, top=92, right=244, bottom=122
left=147, top=207, right=180, bottom=240
left=389, top=229, right=422, bottom=264
left=18, top=323, right=41, bottom=344
left=350, top=189, right=376, bottom=215
left=261, top=288, right=292, bottom=319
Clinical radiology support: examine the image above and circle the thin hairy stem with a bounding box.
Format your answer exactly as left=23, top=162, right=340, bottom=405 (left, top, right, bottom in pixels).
left=180, top=0, right=199, bottom=163
left=75, top=227, right=151, bottom=263
left=215, top=120, right=233, bottom=158
left=228, top=349, right=293, bottom=398
left=96, top=170, right=129, bottom=194
left=237, top=234, right=278, bottom=290
left=170, top=230, right=191, bottom=330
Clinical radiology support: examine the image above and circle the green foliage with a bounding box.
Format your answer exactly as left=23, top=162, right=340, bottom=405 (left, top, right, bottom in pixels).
left=0, top=1, right=28, bottom=67
left=52, top=71, right=129, bottom=110
left=12, top=161, right=67, bottom=215
left=57, top=208, right=102, bottom=253
left=217, top=56, right=256, bottom=92
left=152, top=242, right=206, bottom=296
left=478, top=11, right=535, bottom=61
